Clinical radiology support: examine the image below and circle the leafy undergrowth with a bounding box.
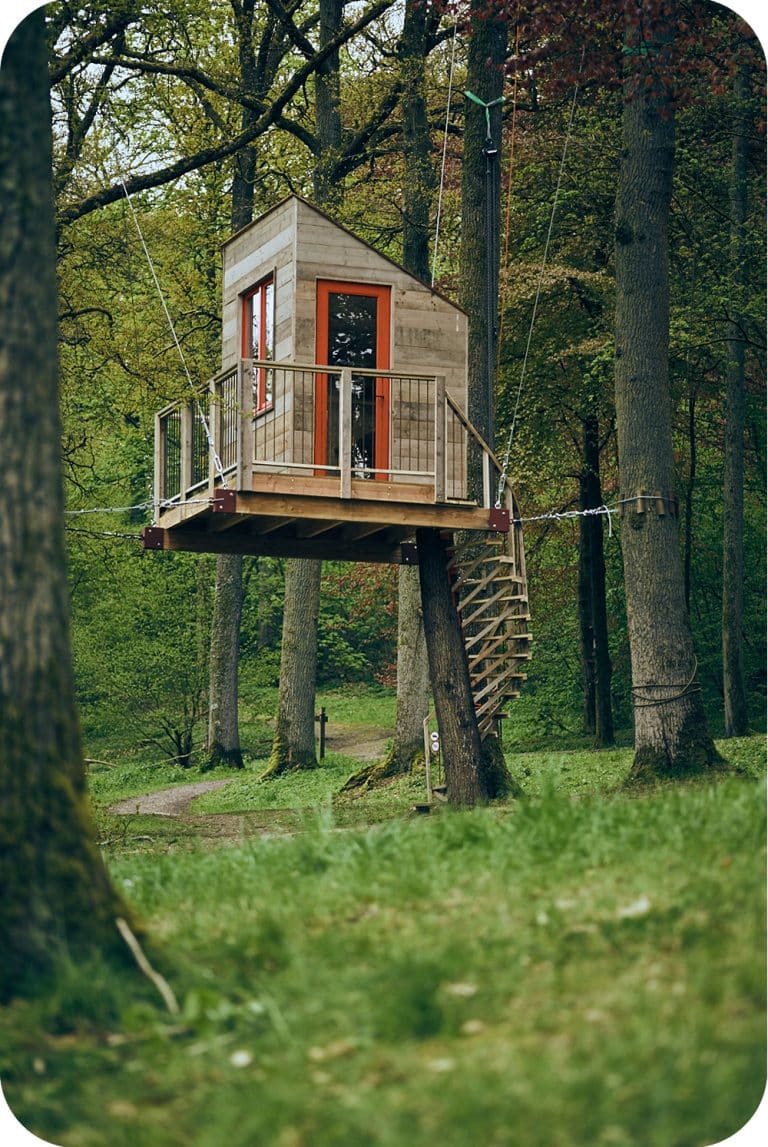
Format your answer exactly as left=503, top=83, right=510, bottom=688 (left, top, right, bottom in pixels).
left=2, top=733, right=765, bottom=1147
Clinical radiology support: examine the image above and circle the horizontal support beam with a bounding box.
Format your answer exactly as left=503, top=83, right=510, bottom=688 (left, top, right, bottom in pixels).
left=143, top=526, right=412, bottom=565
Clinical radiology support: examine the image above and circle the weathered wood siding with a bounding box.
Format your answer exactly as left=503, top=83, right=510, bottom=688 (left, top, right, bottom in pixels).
left=222, top=198, right=297, bottom=464
left=220, top=196, right=468, bottom=492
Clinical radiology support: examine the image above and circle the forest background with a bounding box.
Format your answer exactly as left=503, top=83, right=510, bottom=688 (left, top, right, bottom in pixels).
left=0, top=3, right=767, bottom=1145
left=39, top=0, right=766, bottom=770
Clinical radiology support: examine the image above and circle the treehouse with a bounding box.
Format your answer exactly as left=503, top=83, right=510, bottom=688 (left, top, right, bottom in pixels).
left=144, top=194, right=514, bottom=564
left=143, top=194, right=531, bottom=736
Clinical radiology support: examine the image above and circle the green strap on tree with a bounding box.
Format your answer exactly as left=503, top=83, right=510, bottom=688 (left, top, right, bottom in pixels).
left=464, top=90, right=505, bottom=140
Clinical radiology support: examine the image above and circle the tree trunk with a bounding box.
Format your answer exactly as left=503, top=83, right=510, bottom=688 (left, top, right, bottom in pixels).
left=265, top=558, right=321, bottom=776
left=388, top=0, right=435, bottom=777
left=313, top=0, right=343, bottom=206
left=0, top=10, right=128, bottom=1000
left=454, top=0, right=517, bottom=798
left=578, top=413, right=614, bottom=745
left=270, top=0, right=344, bottom=776
left=722, top=64, right=750, bottom=738
left=393, top=565, right=430, bottom=765
left=459, top=0, right=506, bottom=451
left=205, top=2, right=261, bottom=770
left=682, top=385, right=697, bottom=611
left=417, top=530, right=485, bottom=807
left=577, top=500, right=597, bottom=736
left=205, top=554, right=244, bottom=769
left=614, top=9, right=719, bottom=781
left=400, top=0, right=434, bottom=284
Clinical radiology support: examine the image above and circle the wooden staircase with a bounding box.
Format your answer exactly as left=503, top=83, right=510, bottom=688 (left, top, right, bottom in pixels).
left=447, top=491, right=531, bottom=738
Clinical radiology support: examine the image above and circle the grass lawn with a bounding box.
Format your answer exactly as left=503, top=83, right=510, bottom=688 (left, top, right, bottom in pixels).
left=1, top=710, right=765, bottom=1147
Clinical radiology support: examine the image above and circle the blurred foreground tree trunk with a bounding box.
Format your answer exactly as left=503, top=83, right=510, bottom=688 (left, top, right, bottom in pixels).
left=0, top=10, right=128, bottom=1000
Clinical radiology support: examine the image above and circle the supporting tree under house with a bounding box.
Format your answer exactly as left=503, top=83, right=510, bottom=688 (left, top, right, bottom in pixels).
left=144, top=195, right=531, bottom=804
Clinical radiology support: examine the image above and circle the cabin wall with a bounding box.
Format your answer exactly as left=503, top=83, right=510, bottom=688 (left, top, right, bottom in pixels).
left=221, top=198, right=298, bottom=465
left=292, top=201, right=468, bottom=491
left=219, top=197, right=469, bottom=493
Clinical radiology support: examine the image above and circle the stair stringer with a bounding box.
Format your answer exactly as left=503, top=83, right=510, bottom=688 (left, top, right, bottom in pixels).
left=448, top=486, right=531, bottom=739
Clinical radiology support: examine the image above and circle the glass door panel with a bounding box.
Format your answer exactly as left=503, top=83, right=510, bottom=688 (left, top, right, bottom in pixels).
left=316, top=281, right=390, bottom=477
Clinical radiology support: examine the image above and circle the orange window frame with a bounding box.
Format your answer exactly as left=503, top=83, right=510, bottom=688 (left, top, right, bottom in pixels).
left=241, top=275, right=274, bottom=413
left=314, top=280, right=391, bottom=476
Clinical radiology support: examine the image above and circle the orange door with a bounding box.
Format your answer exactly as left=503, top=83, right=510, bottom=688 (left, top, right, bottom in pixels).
left=315, top=281, right=390, bottom=478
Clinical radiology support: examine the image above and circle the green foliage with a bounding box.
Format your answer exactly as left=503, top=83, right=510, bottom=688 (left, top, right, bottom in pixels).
left=317, top=563, right=398, bottom=684
left=71, top=546, right=211, bottom=766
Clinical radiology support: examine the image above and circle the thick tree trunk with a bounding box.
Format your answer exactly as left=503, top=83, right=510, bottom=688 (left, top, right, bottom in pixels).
left=578, top=413, right=614, bottom=745
left=578, top=506, right=597, bottom=736
left=387, top=0, right=436, bottom=778
left=417, top=530, right=485, bottom=807
left=265, top=558, right=321, bottom=776
left=205, top=3, right=261, bottom=770
left=393, top=565, right=430, bottom=764
left=313, top=0, right=343, bottom=206
left=269, top=0, right=344, bottom=776
left=722, top=64, right=750, bottom=738
left=682, top=385, right=697, bottom=611
left=205, top=554, right=244, bottom=769
left=0, top=10, right=128, bottom=999
left=454, top=1, right=517, bottom=798
left=459, top=0, right=506, bottom=450
left=400, top=0, right=434, bottom=283
left=614, top=10, right=719, bottom=781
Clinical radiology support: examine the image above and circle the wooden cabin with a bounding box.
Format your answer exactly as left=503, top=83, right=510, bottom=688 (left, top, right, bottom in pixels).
left=144, top=194, right=511, bottom=564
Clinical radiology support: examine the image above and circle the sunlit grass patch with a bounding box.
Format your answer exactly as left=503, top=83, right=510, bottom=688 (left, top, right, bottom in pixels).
left=3, top=774, right=764, bottom=1147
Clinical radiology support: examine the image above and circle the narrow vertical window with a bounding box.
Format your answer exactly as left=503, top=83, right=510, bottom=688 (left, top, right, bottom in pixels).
left=242, top=275, right=275, bottom=412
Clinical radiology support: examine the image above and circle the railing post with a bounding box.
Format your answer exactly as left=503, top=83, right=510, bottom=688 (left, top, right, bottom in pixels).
left=433, top=374, right=446, bottom=504
left=237, top=360, right=253, bottom=491
left=339, top=368, right=352, bottom=499
left=154, top=411, right=163, bottom=511
left=482, top=450, right=491, bottom=509
left=208, top=379, right=217, bottom=495
left=180, top=401, right=193, bottom=500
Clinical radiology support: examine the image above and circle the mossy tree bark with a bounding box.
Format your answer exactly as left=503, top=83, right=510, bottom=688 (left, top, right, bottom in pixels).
left=205, top=554, right=244, bottom=769
left=614, top=7, right=719, bottom=782
left=417, top=529, right=486, bottom=808
left=265, top=558, right=321, bottom=776
left=722, top=63, right=750, bottom=738
left=0, top=10, right=129, bottom=1000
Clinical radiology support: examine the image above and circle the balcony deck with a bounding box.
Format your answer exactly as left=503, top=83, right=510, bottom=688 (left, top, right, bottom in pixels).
left=144, top=361, right=510, bottom=564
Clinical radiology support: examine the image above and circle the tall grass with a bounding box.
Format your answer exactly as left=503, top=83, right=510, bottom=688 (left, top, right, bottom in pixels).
left=2, top=753, right=764, bottom=1147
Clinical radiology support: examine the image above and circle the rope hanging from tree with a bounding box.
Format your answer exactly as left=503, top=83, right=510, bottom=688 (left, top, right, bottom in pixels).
left=432, top=12, right=459, bottom=288
left=495, top=48, right=586, bottom=507
left=106, top=108, right=226, bottom=484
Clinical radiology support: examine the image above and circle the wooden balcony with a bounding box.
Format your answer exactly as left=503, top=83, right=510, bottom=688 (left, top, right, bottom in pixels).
left=144, top=360, right=511, bottom=564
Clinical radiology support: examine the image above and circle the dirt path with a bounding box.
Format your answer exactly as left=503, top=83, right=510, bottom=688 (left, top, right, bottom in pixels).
left=110, top=779, right=232, bottom=818
left=108, top=726, right=390, bottom=823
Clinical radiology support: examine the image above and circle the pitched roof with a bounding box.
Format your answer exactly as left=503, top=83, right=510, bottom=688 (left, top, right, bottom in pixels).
left=223, top=193, right=467, bottom=315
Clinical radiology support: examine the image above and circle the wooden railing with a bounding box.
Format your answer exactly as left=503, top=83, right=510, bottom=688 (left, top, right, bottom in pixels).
left=154, top=360, right=504, bottom=512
